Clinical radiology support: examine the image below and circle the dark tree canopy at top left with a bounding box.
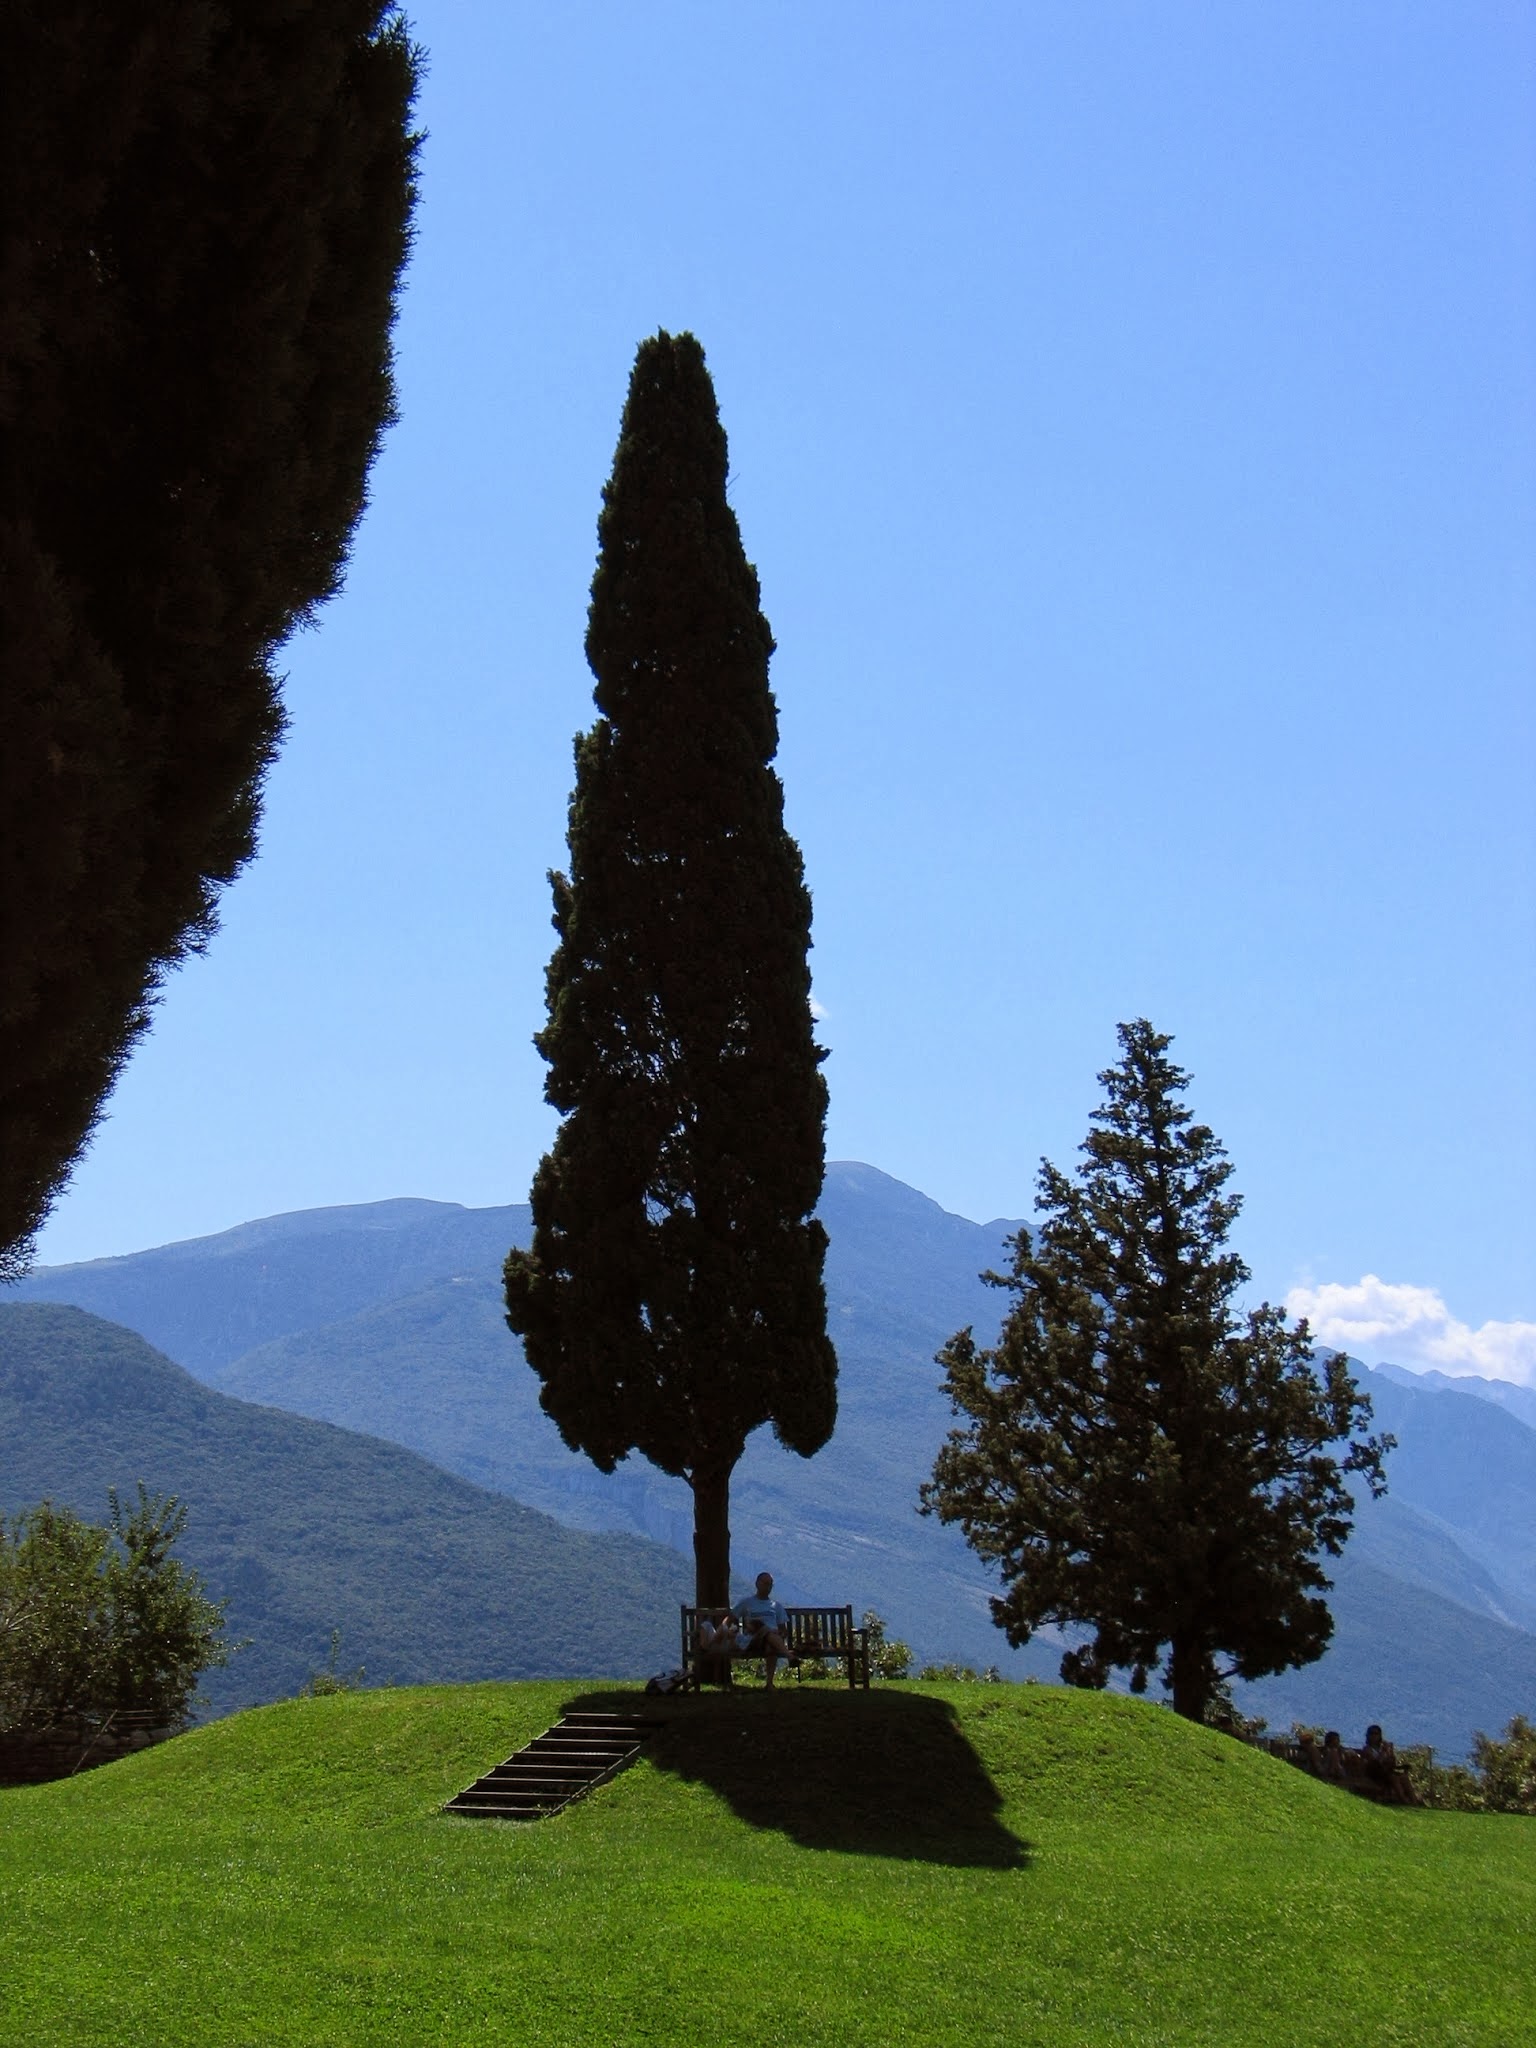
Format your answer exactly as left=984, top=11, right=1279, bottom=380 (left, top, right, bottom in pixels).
left=0, top=1, right=423, bottom=1277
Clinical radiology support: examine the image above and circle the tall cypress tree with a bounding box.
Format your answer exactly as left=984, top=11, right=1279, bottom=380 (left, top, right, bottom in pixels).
left=0, top=3, right=421, bottom=1277
left=504, top=332, right=836, bottom=1607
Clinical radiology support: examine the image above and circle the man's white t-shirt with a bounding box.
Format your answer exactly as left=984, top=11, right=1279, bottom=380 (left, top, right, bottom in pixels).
left=736, top=1593, right=788, bottom=1635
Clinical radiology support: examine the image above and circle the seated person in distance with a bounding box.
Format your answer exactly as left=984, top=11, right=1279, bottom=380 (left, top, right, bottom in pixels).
left=1362, top=1723, right=1395, bottom=1788
left=734, top=1572, right=798, bottom=1689
left=1362, top=1722, right=1419, bottom=1803
left=695, top=1609, right=739, bottom=1657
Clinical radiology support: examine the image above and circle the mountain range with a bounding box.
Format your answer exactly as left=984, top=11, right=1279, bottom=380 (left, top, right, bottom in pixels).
left=7, top=1162, right=1534, bottom=1753
left=1371, top=1357, right=1536, bottom=1433
left=0, top=1303, right=689, bottom=1715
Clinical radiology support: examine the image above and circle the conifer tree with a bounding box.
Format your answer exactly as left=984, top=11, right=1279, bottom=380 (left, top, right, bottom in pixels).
left=921, top=1020, right=1391, bottom=1722
left=0, top=2, right=421, bottom=1277
left=505, top=332, right=836, bottom=1607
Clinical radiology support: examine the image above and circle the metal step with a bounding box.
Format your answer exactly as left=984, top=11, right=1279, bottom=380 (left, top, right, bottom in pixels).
left=521, top=1745, right=632, bottom=1758
left=443, top=1712, right=655, bottom=1823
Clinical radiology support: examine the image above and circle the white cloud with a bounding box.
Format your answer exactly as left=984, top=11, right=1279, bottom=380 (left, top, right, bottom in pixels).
left=1284, top=1275, right=1536, bottom=1390
left=809, top=997, right=828, bottom=1021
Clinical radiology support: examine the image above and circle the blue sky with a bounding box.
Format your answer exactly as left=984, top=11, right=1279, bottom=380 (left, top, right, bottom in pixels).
left=31, top=4, right=1536, bottom=1380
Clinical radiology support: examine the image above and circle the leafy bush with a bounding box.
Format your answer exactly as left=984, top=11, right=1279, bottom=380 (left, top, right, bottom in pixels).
left=0, top=1501, right=107, bottom=1730
left=0, top=1487, right=229, bottom=1734
left=917, top=1661, right=1005, bottom=1683
left=861, top=1610, right=912, bottom=1681
left=1388, top=1720, right=1534, bottom=1813
left=1394, top=1746, right=1482, bottom=1810
left=1472, top=1715, right=1536, bottom=1815
left=792, top=1612, right=912, bottom=1682
left=1203, top=1677, right=1268, bottom=1741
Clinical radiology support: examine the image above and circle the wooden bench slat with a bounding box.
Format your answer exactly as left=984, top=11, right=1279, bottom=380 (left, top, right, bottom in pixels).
left=680, top=1603, right=871, bottom=1690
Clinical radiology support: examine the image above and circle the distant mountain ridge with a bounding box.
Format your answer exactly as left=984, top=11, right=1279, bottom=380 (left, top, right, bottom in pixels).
left=1370, top=1358, right=1536, bottom=1433
left=9, top=1163, right=1536, bottom=1752
left=18, top=1197, right=529, bottom=1377
left=1350, top=1369, right=1536, bottom=1615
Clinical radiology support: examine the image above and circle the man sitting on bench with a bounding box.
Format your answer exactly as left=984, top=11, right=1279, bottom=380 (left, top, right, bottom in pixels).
left=735, top=1571, right=799, bottom=1690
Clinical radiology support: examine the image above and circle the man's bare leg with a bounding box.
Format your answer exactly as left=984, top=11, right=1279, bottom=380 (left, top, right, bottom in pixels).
left=761, top=1628, right=794, bottom=1689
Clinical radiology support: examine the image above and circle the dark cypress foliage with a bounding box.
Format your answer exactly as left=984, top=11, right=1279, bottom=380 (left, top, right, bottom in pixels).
left=0, top=2, right=422, bottom=1278
left=921, top=1020, right=1392, bottom=1723
left=504, top=332, right=836, bottom=1606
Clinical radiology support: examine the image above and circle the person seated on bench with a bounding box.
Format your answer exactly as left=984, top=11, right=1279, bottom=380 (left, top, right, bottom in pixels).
left=735, top=1572, right=799, bottom=1690
left=695, top=1608, right=739, bottom=1658
left=1362, top=1723, right=1395, bottom=1790
left=1319, top=1731, right=1348, bottom=1783
left=1361, top=1723, right=1420, bottom=1803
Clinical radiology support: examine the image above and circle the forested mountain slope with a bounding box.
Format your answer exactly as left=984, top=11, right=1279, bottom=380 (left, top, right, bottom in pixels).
left=0, top=1304, right=690, bottom=1714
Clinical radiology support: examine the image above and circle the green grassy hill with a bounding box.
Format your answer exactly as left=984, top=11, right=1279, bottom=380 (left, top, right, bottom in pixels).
left=1, top=1681, right=1530, bottom=2047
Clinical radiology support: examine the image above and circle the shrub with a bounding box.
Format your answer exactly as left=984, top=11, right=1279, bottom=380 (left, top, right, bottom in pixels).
left=1203, top=1677, right=1267, bottom=1741
left=0, top=1488, right=229, bottom=1734
left=917, top=1662, right=1005, bottom=1683
left=298, top=1630, right=366, bottom=1698
left=1472, top=1715, right=1536, bottom=1816
left=1396, top=1746, right=1482, bottom=1810
left=861, top=1610, right=913, bottom=1681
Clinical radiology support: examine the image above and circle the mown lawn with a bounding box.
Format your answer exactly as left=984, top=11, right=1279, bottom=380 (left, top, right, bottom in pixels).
left=1, top=1680, right=1530, bottom=2046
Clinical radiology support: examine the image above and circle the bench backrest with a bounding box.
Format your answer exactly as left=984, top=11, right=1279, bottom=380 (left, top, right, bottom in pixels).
left=681, top=1604, right=859, bottom=1657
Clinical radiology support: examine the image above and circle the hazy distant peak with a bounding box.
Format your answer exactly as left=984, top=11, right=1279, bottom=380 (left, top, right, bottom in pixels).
left=821, top=1161, right=1028, bottom=1238
left=192, top=1197, right=478, bottom=1253
left=18, top=1197, right=486, bottom=1276
left=1368, top=1358, right=1536, bottom=1433
left=821, top=1161, right=960, bottom=1214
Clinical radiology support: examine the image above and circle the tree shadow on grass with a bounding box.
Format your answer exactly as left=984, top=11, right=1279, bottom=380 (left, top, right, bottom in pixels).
left=563, top=1685, right=1031, bottom=1869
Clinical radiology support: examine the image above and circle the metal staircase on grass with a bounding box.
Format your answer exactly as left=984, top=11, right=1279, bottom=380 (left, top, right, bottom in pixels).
left=442, top=1710, right=653, bottom=1822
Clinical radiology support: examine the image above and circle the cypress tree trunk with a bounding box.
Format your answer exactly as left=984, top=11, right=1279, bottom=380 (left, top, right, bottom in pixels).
left=690, top=1461, right=734, bottom=1610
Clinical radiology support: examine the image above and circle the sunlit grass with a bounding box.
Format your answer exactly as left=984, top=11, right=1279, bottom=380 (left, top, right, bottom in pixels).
left=2, top=1681, right=1530, bottom=2046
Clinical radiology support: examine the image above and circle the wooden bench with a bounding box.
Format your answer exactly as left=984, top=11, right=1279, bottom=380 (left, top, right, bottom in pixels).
left=1260, top=1736, right=1421, bottom=1804
left=681, top=1604, right=871, bottom=1689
